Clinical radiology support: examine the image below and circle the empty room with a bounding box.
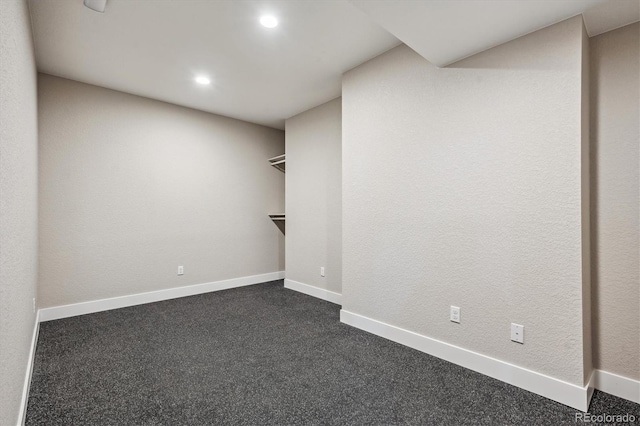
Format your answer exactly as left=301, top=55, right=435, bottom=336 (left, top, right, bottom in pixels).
left=1, top=0, right=639, bottom=424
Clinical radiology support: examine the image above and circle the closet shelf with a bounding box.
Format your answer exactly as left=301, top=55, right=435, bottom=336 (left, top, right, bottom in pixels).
left=269, top=213, right=285, bottom=221
left=268, top=154, right=286, bottom=172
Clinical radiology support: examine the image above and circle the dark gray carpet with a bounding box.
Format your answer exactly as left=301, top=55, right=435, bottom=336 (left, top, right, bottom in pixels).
left=26, top=280, right=639, bottom=425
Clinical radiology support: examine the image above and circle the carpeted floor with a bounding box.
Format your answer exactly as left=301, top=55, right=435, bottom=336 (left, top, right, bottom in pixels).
left=26, top=280, right=639, bottom=425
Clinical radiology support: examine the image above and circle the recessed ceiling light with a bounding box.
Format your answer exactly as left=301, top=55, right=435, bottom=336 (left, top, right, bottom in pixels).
left=84, top=0, right=107, bottom=13
left=260, top=15, right=278, bottom=28
left=195, top=76, right=211, bottom=85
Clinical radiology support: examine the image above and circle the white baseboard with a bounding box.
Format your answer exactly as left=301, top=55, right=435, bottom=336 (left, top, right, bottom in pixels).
left=284, top=279, right=342, bottom=305
left=39, top=271, right=285, bottom=322
left=586, top=370, right=595, bottom=405
left=18, top=310, right=40, bottom=426
left=593, top=369, right=640, bottom=404
left=340, top=309, right=592, bottom=411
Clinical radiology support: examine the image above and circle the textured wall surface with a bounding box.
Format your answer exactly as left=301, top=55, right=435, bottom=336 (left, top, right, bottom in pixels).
left=38, top=75, right=285, bottom=308
left=590, top=23, right=640, bottom=381
left=285, top=98, right=342, bottom=294
left=342, top=17, right=589, bottom=385
left=0, top=0, right=39, bottom=424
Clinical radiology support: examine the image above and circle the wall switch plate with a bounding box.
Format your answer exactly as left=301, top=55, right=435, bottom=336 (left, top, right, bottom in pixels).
left=511, top=323, right=524, bottom=343
left=32, top=298, right=36, bottom=313
left=178, top=266, right=184, bottom=275
left=320, top=267, right=325, bottom=277
left=450, top=306, right=460, bottom=323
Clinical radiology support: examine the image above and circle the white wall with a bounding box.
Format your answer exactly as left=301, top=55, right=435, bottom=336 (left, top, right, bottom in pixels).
left=342, top=16, right=590, bottom=386
left=590, top=22, right=639, bottom=381
left=0, top=0, right=39, bottom=424
left=37, top=74, right=285, bottom=308
left=285, top=98, right=342, bottom=295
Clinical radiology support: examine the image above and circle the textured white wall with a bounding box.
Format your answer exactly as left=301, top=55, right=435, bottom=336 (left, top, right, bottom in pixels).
left=342, top=17, right=589, bottom=385
left=285, top=98, right=342, bottom=294
left=38, top=74, right=285, bottom=308
left=590, top=23, right=639, bottom=381
left=0, top=0, right=39, bottom=424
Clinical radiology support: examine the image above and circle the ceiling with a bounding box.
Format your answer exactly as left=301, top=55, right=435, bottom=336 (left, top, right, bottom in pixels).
left=29, top=0, right=639, bottom=129
left=28, top=0, right=399, bottom=129
left=349, top=0, right=640, bottom=67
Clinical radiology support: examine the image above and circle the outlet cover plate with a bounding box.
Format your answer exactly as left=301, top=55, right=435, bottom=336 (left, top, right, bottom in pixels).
left=450, top=306, right=460, bottom=323
left=511, top=323, right=524, bottom=343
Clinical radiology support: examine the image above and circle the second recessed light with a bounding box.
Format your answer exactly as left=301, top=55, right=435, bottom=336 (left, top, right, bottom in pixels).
left=260, top=15, right=278, bottom=28
left=195, top=76, right=211, bottom=85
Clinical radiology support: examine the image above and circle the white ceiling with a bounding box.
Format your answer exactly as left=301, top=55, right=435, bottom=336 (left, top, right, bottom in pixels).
left=29, top=0, right=639, bottom=129
left=349, top=0, right=640, bottom=67
left=582, top=0, right=640, bottom=36
left=28, top=0, right=399, bottom=129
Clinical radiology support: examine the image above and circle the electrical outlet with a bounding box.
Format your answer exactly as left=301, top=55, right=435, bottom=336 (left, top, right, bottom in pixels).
left=32, top=298, right=36, bottom=313
left=320, top=267, right=325, bottom=277
left=511, top=323, right=524, bottom=344
left=177, top=266, right=184, bottom=276
left=450, top=306, right=460, bottom=323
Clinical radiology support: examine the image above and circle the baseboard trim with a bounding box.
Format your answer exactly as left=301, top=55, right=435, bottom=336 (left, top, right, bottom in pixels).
left=39, top=271, right=285, bottom=322
left=586, top=370, right=595, bottom=406
left=284, top=279, right=342, bottom=305
left=593, top=369, right=640, bottom=404
left=340, top=309, right=591, bottom=411
left=18, top=310, right=40, bottom=426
